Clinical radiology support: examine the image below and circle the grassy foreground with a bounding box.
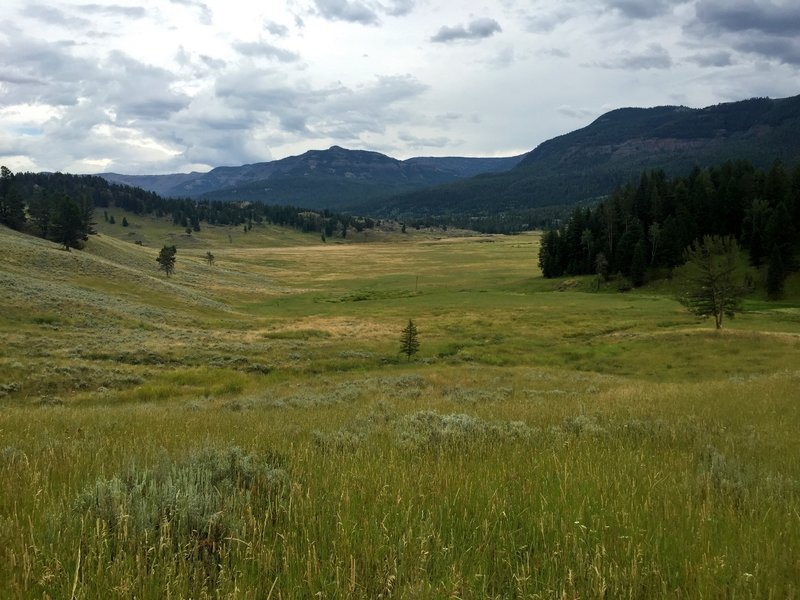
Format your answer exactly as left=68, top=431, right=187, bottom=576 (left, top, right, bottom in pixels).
left=1, top=221, right=799, bottom=598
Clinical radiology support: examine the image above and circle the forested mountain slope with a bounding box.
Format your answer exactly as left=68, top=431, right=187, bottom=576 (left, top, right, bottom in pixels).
left=378, top=95, right=800, bottom=217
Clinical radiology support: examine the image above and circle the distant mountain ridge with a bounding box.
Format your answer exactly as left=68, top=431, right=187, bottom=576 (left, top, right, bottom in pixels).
left=379, top=94, right=800, bottom=217
left=101, top=94, right=800, bottom=218
left=101, top=147, right=525, bottom=210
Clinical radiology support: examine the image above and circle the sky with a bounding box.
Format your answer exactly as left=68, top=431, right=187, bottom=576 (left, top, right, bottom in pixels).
left=1, top=0, right=799, bottom=175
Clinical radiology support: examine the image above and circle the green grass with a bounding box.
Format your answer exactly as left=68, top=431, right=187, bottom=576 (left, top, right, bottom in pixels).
left=1, top=222, right=799, bottom=598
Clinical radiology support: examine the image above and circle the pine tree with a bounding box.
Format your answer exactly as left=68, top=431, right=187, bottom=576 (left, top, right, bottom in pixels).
left=51, top=196, right=84, bottom=251
left=0, top=166, right=25, bottom=229
left=156, top=245, right=177, bottom=277
left=631, top=240, right=647, bottom=287
left=399, top=320, right=420, bottom=361
left=766, top=244, right=785, bottom=300
left=680, top=236, right=745, bottom=329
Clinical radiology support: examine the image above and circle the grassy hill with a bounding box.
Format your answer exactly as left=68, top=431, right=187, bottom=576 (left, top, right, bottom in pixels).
left=1, top=223, right=799, bottom=597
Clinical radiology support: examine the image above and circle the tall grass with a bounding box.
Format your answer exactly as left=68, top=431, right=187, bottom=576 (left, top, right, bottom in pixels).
left=1, top=225, right=799, bottom=597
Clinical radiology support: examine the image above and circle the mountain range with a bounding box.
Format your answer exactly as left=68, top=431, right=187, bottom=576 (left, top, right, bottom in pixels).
left=101, top=94, right=800, bottom=218
left=101, top=148, right=525, bottom=211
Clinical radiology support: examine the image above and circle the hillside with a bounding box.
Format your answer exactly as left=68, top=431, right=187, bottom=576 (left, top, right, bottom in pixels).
left=2, top=220, right=800, bottom=598
left=379, top=94, right=800, bottom=217
left=102, top=147, right=524, bottom=210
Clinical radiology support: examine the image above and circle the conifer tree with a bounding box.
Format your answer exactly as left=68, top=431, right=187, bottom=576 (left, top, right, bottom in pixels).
left=51, top=196, right=84, bottom=250
left=766, top=244, right=785, bottom=300
left=680, top=235, right=745, bottom=329
left=400, top=320, right=420, bottom=361
left=0, top=166, right=25, bottom=229
left=156, top=245, right=177, bottom=277
left=631, top=240, right=647, bottom=287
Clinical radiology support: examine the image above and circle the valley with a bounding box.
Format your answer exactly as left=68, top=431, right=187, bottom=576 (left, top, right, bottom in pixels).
left=1, top=217, right=798, bottom=597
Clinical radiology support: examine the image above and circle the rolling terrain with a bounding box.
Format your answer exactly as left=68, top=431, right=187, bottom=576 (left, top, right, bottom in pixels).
left=1, top=218, right=799, bottom=597
left=368, top=94, right=800, bottom=217
left=102, top=147, right=524, bottom=210
left=100, top=94, right=800, bottom=219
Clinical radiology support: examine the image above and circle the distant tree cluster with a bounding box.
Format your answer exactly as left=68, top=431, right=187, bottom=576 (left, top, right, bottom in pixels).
left=1, top=167, right=95, bottom=249
left=1, top=168, right=376, bottom=247
left=538, top=159, right=800, bottom=293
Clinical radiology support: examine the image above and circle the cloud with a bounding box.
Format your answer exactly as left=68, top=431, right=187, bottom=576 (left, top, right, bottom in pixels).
left=214, top=69, right=428, bottom=143
left=102, top=52, right=191, bottom=121
left=232, top=41, right=301, bottom=63
left=540, top=47, right=570, bottom=58
left=0, top=31, right=95, bottom=106
left=168, top=0, right=212, bottom=25
left=77, top=4, right=147, bottom=18
left=312, top=0, right=380, bottom=25
left=21, top=3, right=91, bottom=28
left=735, top=37, right=800, bottom=65
left=381, top=0, right=415, bottom=16
left=431, top=18, right=502, bottom=43
left=397, top=131, right=453, bottom=148
left=604, top=0, right=691, bottom=19
left=525, top=8, right=576, bottom=32
left=556, top=105, right=599, bottom=119
left=596, top=43, right=673, bottom=69
left=690, top=1, right=800, bottom=65
left=264, top=20, right=290, bottom=36
left=686, top=50, right=734, bottom=67
left=695, top=0, right=800, bottom=36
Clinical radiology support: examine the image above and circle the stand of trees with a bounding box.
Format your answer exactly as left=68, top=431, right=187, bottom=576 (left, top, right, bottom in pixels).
left=1, top=169, right=376, bottom=246
left=538, top=159, right=799, bottom=292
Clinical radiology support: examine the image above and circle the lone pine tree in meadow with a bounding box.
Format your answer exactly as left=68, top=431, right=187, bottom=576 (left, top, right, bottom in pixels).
left=400, top=319, right=420, bottom=361
left=679, top=235, right=745, bottom=329
left=156, top=245, right=177, bottom=277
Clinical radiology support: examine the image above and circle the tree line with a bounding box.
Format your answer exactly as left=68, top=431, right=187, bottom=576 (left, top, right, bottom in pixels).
left=0, top=169, right=376, bottom=249
left=538, top=159, right=799, bottom=294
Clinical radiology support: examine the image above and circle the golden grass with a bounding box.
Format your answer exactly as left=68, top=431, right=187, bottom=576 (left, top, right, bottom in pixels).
left=1, top=222, right=799, bottom=598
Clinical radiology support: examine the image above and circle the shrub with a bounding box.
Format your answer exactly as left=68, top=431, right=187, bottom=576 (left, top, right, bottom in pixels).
left=393, top=411, right=534, bottom=450
left=74, top=447, right=288, bottom=558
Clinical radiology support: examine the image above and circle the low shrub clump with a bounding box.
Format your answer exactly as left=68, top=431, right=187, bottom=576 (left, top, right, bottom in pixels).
left=74, top=446, right=288, bottom=559
left=393, top=410, right=535, bottom=450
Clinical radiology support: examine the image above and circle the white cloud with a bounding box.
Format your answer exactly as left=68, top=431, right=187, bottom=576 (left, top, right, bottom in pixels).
left=0, top=0, right=797, bottom=174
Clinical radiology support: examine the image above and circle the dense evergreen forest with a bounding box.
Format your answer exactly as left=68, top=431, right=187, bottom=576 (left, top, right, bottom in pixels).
left=0, top=169, right=374, bottom=248
left=538, top=159, right=800, bottom=293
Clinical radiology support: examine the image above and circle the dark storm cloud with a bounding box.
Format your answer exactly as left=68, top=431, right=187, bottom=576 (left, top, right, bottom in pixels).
left=77, top=4, right=147, bottom=18
left=232, top=41, right=301, bottom=63
left=312, top=0, right=380, bottom=25
left=604, top=0, right=690, bottom=19
left=596, top=43, right=673, bottom=69
left=695, top=0, right=800, bottom=36
left=431, top=18, right=502, bottom=43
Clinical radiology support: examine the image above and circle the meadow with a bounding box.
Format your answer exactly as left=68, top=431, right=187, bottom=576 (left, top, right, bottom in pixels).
left=1, top=215, right=799, bottom=598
